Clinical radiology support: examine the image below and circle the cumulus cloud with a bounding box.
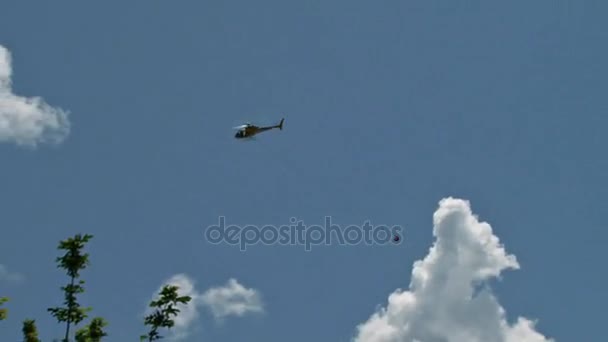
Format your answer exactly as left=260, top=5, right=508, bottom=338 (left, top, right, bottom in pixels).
left=0, top=45, right=70, bottom=147
left=352, top=197, right=552, bottom=342
left=146, top=274, right=264, bottom=341
left=0, top=264, right=24, bottom=283
left=201, top=278, right=265, bottom=320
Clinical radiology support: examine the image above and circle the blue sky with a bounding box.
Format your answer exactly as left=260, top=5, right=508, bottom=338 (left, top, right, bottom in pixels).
left=1, top=1, right=607, bottom=341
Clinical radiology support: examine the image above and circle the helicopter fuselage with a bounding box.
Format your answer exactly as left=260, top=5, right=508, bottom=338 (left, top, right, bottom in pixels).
left=234, top=126, right=276, bottom=138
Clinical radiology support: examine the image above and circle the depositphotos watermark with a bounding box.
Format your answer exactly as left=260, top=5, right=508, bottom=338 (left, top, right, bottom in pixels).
left=204, top=216, right=403, bottom=251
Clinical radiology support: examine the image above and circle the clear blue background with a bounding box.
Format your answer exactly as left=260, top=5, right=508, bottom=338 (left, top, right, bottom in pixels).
left=1, top=1, right=606, bottom=341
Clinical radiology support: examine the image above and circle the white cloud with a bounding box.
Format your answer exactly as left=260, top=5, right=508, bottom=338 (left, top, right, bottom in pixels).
left=352, top=197, right=553, bottom=342
left=0, top=264, right=23, bottom=283
left=201, top=278, right=265, bottom=320
left=145, top=274, right=264, bottom=341
left=0, top=45, right=70, bottom=147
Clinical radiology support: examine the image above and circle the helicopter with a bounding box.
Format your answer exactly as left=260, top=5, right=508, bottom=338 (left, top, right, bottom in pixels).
left=233, top=118, right=284, bottom=139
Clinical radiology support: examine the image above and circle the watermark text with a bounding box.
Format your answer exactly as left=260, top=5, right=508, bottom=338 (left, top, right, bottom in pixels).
left=204, top=216, right=403, bottom=251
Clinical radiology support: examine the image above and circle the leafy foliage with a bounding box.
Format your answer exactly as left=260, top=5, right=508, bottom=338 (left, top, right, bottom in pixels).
left=0, top=297, right=8, bottom=321
left=22, top=319, right=41, bottom=342
left=75, top=317, right=109, bottom=342
left=4, top=233, right=194, bottom=341
left=140, top=285, right=192, bottom=341
left=47, top=234, right=94, bottom=342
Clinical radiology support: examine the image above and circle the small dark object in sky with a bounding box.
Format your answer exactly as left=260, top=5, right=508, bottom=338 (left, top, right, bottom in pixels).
left=393, top=235, right=400, bottom=243
left=233, top=118, right=284, bottom=139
